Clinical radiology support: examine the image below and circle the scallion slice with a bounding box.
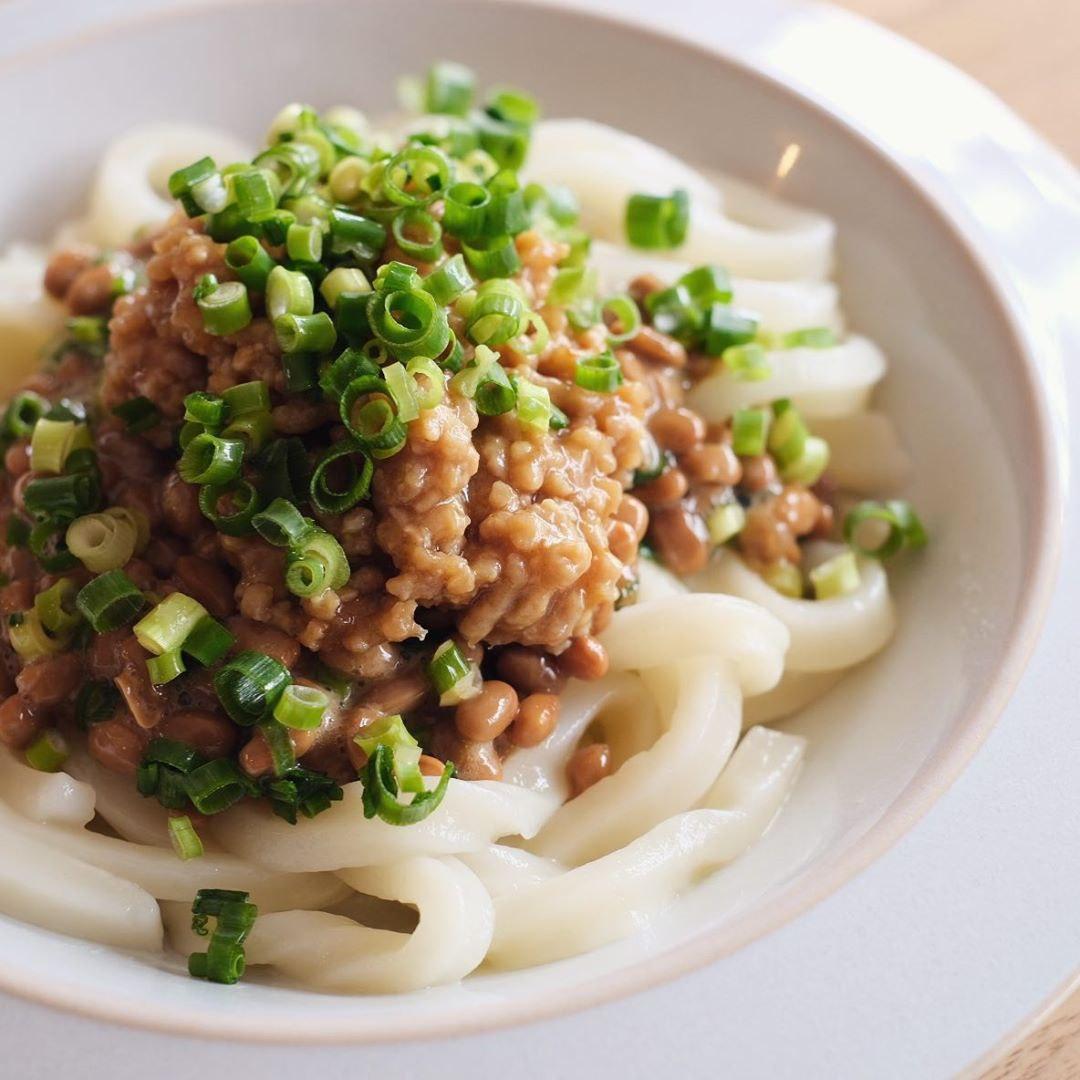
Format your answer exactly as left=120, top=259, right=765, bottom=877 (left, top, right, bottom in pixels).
left=29, top=418, right=77, bottom=474
left=274, top=311, right=337, bottom=355
left=722, top=342, right=771, bottom=382
left=182, top=615, right=235, bottom=667
left=147, top=649, right=186, bottom=685
left=265, top=265, right=315, bottom=321
left=574, top=350, right=623, bottom=393
left=706, top=503, right=746, bottom=545
left=195, top=278, right=253, bottom=336
left=731, top=407, right=771, bottom=457
left=842, top=500, right=928, bottom=560
left=178, top=433, right=245, bottom=485
left=224, top=236, right=276, bottom=293
left=25, top=730, right=68, bottom=773
left=198, top=479, right=262, bottom=537
left=783, top=326, right=837, bottom=349
left=168, top=815, right=204, bottom=860
left=427, top=639, right=482, bottom=706
left=76, top=570, right=146, bottom=633
left=810, top=549, right=861, bottom=600
left=273, top=683, right=329, bottom=731
left=309, top=439, right=374, bottom=514
left=361, top=743, right=454, bottom=826
left=214, top=650, right=291, bottom=726
left=625, top=188, right=690, bottom=249
left=135, top=592, right=208, bottom=656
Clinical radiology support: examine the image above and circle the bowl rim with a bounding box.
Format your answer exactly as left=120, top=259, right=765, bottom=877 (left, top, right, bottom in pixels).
left=0, top=0, right=1065, bottom=1045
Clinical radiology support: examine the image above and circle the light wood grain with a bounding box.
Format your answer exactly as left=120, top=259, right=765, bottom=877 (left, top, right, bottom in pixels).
left=832, top=3, right=1079, bottom=1072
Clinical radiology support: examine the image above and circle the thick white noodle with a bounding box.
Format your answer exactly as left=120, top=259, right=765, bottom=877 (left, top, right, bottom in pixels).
left=211, top=777, right=556, bottom=872
left=166, top=857, right=494, bottom=993
left=78, top=124, right=249, bottom=247
left=691, top=543, right=895, bottom=673
left=687, top=335, right=887, bottom=421
left=809, top=412, right=912, bottom=492
left=486, top=726, right=804, bottom=969
left=0, top=244, right=64, bottom=389
left=527, top=120, right=834, bottom=281
left=744, top=668, right=846, bottom=726
left=527, top=595, right=788, bottom=865
left=0, top=796, right=341, bottom=912
left=0, top=828, right=163, bottom=951
left=65, top=748, right=173, bottom=846
left=588, top=240, right=842, bottom=335
left=0, top=748, right=95, bottom=827
left=501, top=672, right=643, bottom=803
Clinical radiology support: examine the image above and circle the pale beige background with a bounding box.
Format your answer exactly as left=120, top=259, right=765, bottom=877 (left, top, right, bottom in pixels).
left=836, top=2, right=1079, bottom=1074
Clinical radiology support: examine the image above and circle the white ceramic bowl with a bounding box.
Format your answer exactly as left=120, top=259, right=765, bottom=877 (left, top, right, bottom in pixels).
left=0, top=0, right=1061, bottom=1043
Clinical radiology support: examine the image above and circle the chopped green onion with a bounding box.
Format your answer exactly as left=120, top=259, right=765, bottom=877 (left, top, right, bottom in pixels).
left=135, top=592, right=208, bottom=655
left=76, top=570, right=146, bottom=633
left=224, top=236, right=276, bottom=293
left=392, top=207, right=443, bottom=261
left=222, top=380, right=270, bottom=418
left=340, top=376, right=407, bottom=457
left=368, top=287, right=450, bottom=360
left=178, top=433, right=245, bottom=485
left=9, top=610, right=68, bottom=660
left=233, top=167, right=280, bottom=220
left=374, top=260, right=422, bottom=294
left=513, top=377, right=554, bottom=432
left=260, top=720, right=295, bottom=777
left=781, top=435, right=829, bottom=485
left=285, top=221, right=323, bottom=263
left=33, top=578, right=81, bottom=635
left=198, top=479, right=262, bottom=537
left=3, top=392, right=48, bottom=439
left=601, top=294, right=642, bottom=344
left=473, top=111, right=529, bottom=170
left=281, top=353, right=317, bottom=393
left=421, top=257, right=473, bottom=313
left=285, top=529, right=350, bottom=597
left=111, top=396, right=161, bottom=433
left=319, top=267, right=371, bottom=310
left=168, top=156, right=218, bottom=216
left=427, top=639, right=482, bottom=706
left=261, top=765, right=342, bottom=822
left=328, top=155, right=369, bottom=203
left=147, top=649, right=186, bottom=685
left=265, top=265, right=315, bottom=321
left=309, top=439, right=374, bottom=514
left=731, top=408, right=771, bottom=457
left=214, top=650, right=291, bottom=726
left=361, top=743, right=453, bottom=826
left=221, top=411, right=272, bottom=454
left=767, top=400, right=807, bottom=469
left=23, top=472, right=99, bottom=522
left=274, top=311, right=337, bottom=354
left=251, top=498, right=313, bottom=548
left=25, top=730, right=67, bottom=773
left=762, top=560, right=804, bottom=598
left=27, top=519, right=79, bottom=573
left=723, top=342, right=771, bottom=381
left=704, top=305, right=759, bottom=355
left=195, top=279, right=253, bottom=336
left=354, top=713, right=424, bottom=794
left=707, top=503, right=746, bottom=545
left=842, top=500, right=928, bottom=560
left=182, top=616, right=235, bottom=667
left=575, top=349, right=623, bottom=393
left=29, top=418, right=76, bottom=474
left=405, top=356, right=446, bottom=411
left=183, top=391, right=227, bottom=428
left=462, top=235, right=520, bottom=279
left=424, top=61, right=475, bottom=115
left=327, top=208, right=386, bottom=260
left=783, top=327, right=837, bottom=349
left=442, top=181, right=491, bottom=241
left=169, top=815, right=204, bottom=860
left=185, top=758, right=254, bottom=815
left=273, top=683, right=329, bottom=731
left=474, top=362, right=517, bottom=416
left=810, top=549, right=861, bottom=599
left=625, top=188, right=690, bottom=249
left=466, top=284, right=525, bottom=345
left=383, top=362, right=420, bottom=423
left=382, top=144, right=452, bottom=207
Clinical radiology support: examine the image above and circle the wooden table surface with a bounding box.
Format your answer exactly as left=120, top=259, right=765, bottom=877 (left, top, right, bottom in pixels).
left=834, top=3, right=1078, bottom=1074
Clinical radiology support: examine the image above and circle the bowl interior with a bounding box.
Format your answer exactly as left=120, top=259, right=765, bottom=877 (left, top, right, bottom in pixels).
left=0, top=0, right=1054, bottom=1041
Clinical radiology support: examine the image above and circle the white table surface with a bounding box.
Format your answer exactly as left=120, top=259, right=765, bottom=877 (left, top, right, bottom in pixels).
left=1, top=1, right=1079, bottom=1076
